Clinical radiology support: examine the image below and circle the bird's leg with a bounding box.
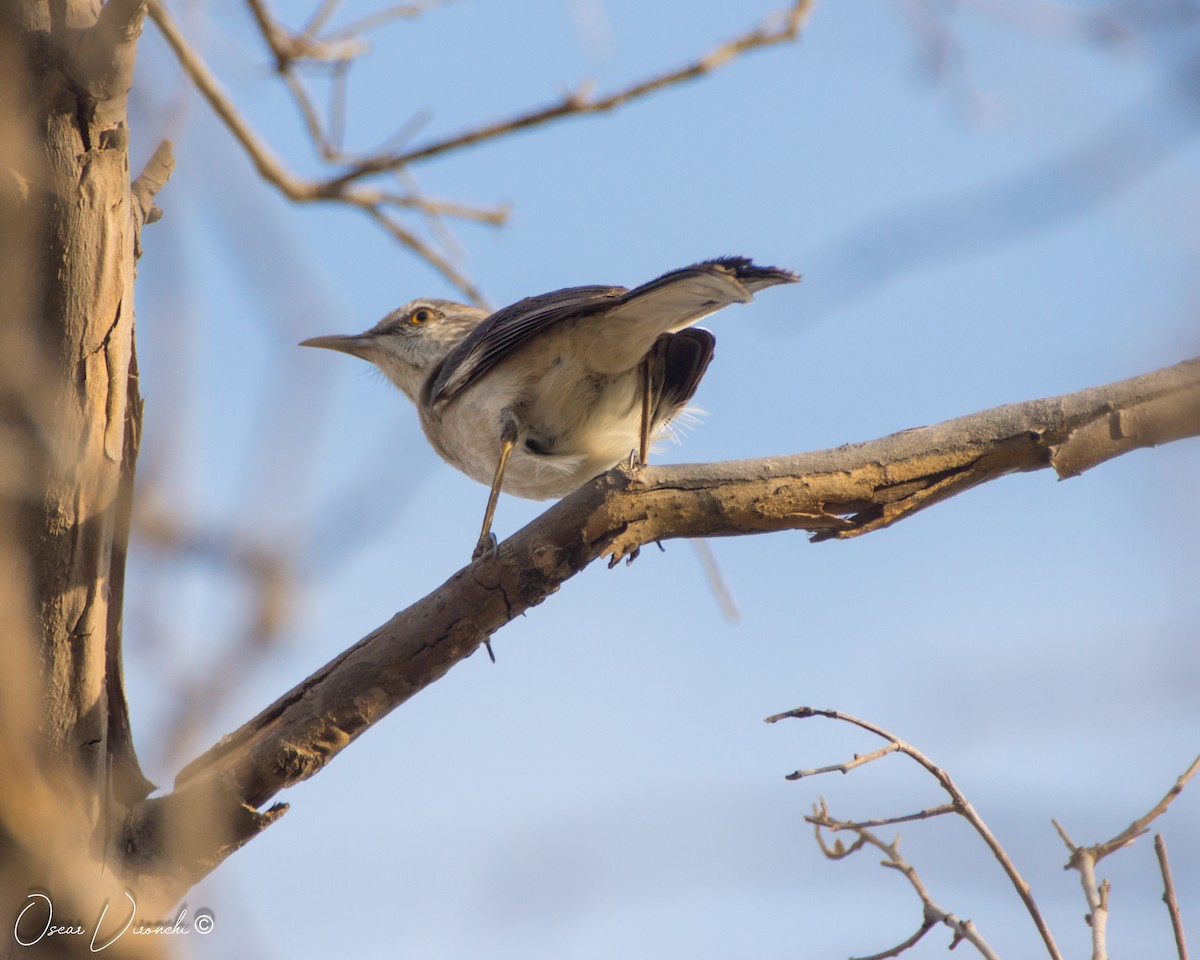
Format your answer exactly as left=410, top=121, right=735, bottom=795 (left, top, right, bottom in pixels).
left=638, top=357, right=653, bottom=466
left=474, top=413, right=519, bottom=563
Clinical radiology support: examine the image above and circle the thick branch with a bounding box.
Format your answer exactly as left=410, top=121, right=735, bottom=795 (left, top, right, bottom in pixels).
left=123, top=356, right=1200, bottom=899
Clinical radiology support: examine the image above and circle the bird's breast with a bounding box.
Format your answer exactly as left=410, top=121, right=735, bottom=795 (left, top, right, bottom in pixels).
left=421, top=364, right=648, bottom=501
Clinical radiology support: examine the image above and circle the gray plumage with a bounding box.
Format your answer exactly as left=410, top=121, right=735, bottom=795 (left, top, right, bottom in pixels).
left=301, top=257, right=798, bottom=506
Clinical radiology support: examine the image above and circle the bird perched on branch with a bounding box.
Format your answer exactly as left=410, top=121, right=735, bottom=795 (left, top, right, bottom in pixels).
left=301, top=256, right=798, bottom=561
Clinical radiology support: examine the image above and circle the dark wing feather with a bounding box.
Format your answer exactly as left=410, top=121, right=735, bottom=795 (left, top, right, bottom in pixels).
left=634, top=256, right=798, bottom=301
left=430, top=284, right=625, bottom=404
left=648, top=328, right=716, bottom=423
left=429, top=258, right=797, bottom=406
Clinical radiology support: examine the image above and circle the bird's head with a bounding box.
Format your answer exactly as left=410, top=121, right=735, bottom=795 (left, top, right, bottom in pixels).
left=300, top=299, right=489, bottom=402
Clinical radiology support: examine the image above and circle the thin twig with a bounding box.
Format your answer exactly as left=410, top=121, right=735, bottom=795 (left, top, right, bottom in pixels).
left=818, top=803, right=958, bottom=830
left=348, top=199, right=484, bottom=304
left=768, top=707, right=1063, bottom=960
left=396, top=167, right=468, bottom=263
left=1053, top=818, right=1110, bottom=958
left=301, top=0, right=342, bottom=38
left=151, top=0, right=815, bottom=302
left=1093, top=754, right=1200, bottom=860
left=786, top=742, right=899, bottom=779
left=1055, top=756, right=1200, bottom=960
left=326, top=0, right=818, bottom=184
left=689, top=539, right=739, bottom=622
left=146, top=0, right=487, bottom=302
left=1156, top=834, right=1190, bottom=960
left=326, top=0, right=461, bottom=41
left=808, top=803, right=1000, bottom=960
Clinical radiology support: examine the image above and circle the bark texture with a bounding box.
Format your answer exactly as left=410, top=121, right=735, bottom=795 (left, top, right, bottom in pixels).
left=1, top=2, right=164, bottom=952
left=117, top=356, right=1199, bottom=904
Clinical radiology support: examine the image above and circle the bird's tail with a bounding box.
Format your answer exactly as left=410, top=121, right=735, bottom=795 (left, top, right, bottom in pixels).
left=697, top=256, right=801, bottom=293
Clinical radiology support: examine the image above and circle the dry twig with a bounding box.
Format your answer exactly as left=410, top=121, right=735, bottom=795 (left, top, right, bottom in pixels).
left=146, top=0, right=488, bottom=301
left=1054, top=754, right=1200, bottom=960
left=808, top=803, right=1001, bottom=960
left=1155, top=834, right=1190, bottom=960
left=146, top=0, right=815, bottom=301
left=330, top=0, right=818, bottom=177
left=785, top=742, right=899, bottom=778
left=768, top=707, right=1062, bottom=959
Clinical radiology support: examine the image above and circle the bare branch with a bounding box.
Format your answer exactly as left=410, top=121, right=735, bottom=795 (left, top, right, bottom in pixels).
left=328, top=0, right=461, bottom=41
left=117, top=356, right=1199, bottom=902
left=1056, top=754, right=1200, bottom=959
left=149, top=0, right=815, bottom=304
left=771, top=707, right=1063, bottom=959
left=809, top=801, right=869, bottom=860
left=609, top=355, right=1200, bottom=559
left=785, top=742, right=900, bottom=778
left=355, top=185, right=508, bottom=224
left=330, top=0, right=817, bottom=182
left=145, top=0, right=487, bottom=302
left=348, top=198, right=483, bottom=302
left=1092, top=754, right=1200, bottom=861
left=809, top=803, right=957, bottom=831
left=131, top=138, right=175, bottom=236
left=147, top=1, right=305, bottom=195
left=807, top=803, right=1001, bottom=960
left=690, top=540, right=740, bottom=622
left=1156, top=834, right=1190, bottom=960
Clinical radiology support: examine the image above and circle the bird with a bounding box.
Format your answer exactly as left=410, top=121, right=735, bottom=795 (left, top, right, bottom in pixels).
left=300, top=256, right=799, bottom=561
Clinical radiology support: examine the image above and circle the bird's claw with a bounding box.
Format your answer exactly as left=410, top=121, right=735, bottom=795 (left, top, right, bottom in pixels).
left=607, top=545, right=641, bottom=568
left=472, top=531, right=499, bottom=562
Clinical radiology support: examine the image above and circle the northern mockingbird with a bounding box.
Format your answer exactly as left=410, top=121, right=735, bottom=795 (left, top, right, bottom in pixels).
left=301, top=256, right=798, bottom=560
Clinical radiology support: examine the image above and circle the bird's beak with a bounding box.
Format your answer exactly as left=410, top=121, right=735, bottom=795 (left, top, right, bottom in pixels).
left=299, top=333, right=374, bottom=359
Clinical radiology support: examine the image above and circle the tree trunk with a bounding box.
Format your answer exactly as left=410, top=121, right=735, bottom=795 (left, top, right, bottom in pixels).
left=1, top=2, right=163, bottom=954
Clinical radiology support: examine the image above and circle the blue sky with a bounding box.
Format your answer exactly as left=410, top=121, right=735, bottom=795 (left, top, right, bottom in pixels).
left=124, top=2, right=1199, bottom=957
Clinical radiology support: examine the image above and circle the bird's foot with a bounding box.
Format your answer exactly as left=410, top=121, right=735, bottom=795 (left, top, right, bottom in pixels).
left=626, top=448, right=652, bottom=476
left=472, top=531, right=499, bottom=562
left=608, top=544, right=642, bottom=569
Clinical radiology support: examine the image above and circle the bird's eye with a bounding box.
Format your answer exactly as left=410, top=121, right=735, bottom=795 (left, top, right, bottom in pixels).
left=410, top=307, right=433, bottom=325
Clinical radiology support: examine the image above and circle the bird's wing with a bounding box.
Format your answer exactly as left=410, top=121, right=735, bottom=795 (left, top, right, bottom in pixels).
left=579, top=257, right=798, bottom=374
left=429, top=284, right=626, bottom=404
left=647, top=327, right=717, bottom=422
left=429, top=258, right=798, bottom=404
